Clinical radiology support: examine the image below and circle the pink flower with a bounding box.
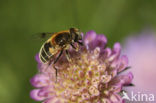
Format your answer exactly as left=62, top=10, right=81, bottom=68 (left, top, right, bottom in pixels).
left=123, top=30, right=156, bottom=96
left=30, top=30, right=133, bottom=103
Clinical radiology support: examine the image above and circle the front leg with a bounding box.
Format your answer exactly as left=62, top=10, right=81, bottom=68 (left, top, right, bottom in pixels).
left=65, top=50, right=71, bottom=62
left=70, top=43, right=79, bottom=51
left=77, top=41, right=83, bottom=46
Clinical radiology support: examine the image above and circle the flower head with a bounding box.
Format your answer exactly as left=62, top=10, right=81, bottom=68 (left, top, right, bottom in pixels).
left=30, top=30, right=133, bottom=103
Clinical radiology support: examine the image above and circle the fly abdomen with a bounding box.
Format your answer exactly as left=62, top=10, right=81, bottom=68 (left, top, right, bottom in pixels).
left=39, top=42, right=53, bottom=63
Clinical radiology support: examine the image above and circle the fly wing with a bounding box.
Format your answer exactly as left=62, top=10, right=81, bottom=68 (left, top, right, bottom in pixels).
left=31, top=32, right=55, bottom=42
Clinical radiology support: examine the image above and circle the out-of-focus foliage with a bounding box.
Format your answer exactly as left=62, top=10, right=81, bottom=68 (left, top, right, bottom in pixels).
left=0, top=0, right=156, bottom=103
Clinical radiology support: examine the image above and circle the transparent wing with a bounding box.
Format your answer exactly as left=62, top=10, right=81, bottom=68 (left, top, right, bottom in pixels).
left=31, top=32, right=55, bottom=42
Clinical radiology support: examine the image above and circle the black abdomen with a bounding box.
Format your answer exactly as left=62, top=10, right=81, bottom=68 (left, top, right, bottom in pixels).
left=39, top=42, right=53, bottom=63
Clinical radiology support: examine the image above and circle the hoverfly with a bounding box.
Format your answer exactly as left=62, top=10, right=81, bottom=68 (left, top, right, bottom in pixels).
left=39, top=28, right=83, bottom=79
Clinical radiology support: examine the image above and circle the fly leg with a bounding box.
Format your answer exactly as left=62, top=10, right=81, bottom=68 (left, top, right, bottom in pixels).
left=54, top=49, right=63, bottom=64
left=53, top=49, right=63, bottom=82
left=70, top=43, right=79, bottom=51
left=65, top=50, right=71, bottom=62
left=53, top=65, right=58, bottom=82
left=77, top=41, right=83, bottom=46
left=70, top=43, right=76, bottom=49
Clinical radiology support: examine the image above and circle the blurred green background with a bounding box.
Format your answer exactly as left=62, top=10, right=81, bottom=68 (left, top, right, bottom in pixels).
left=0, top=0, right=156, bottom=103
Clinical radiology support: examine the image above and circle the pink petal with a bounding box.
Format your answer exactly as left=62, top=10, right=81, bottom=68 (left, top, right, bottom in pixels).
left=30, top=89, right=45, bottom=101
left=94, top=34, right=107, bottom=49
left=30, top=74, right=50, bottom=88
left=84, top=30, right=97, bottom=48
left=110, top=93, right=123, bottom=103
left=113, top=42, right=121, bottom=53
left=108, top=43, right=121, bottom=62
left=110, top=72, right=133, bottom=86
left=117, top=55, right=129, bottom=72
left=35, top=53, right=41, bottom=63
